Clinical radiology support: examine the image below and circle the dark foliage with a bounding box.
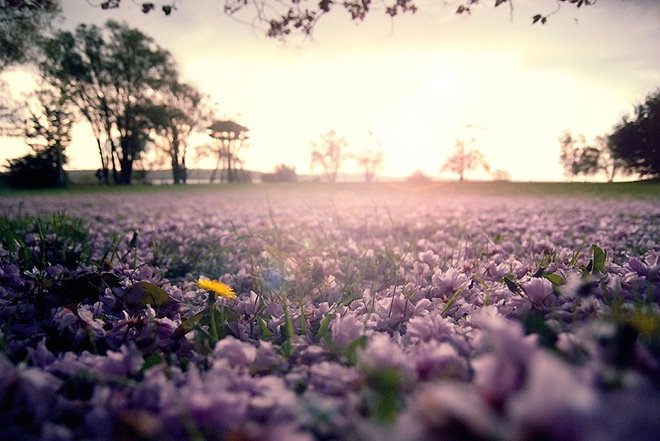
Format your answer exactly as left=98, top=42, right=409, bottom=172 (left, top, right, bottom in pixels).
left=608, top=89, right=660, bottom=179
left=0, top=0, right=60, bottom=69
left=4, top=145, right=67, bottom=188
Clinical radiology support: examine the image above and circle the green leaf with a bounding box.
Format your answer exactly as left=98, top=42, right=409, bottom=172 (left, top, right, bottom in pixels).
left=441, top=282, right=469, bottom=315
left=124, top=281, right=170, bottom=307
left=590, top=244, right=606, bottom=273
left=283, top=301, right=296, bottom=339
left=174, top=308, right=209, bottom=338
left=342, top=336, right=367, bottom=366
left=502, top=274, right=523, bottom=295
left=522, top=312, right=558, bottom=349
left=366, top=368, right=404, bottom=424
left=280, top=301, right=296, bottom=359
left=544, top=273, right=565, bottom=286
left=258, top=316, right=272, bottom=339
left=569, top=242, right=585, bottom=267
left=316, top=314, right=332, bottom=341
left=141, top=352, right=163, bottom=372
left=473, top=273, right=492, bottom=305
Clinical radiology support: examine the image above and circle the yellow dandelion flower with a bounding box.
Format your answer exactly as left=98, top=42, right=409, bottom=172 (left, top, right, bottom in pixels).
left=197, top=279, right=236, bottom=300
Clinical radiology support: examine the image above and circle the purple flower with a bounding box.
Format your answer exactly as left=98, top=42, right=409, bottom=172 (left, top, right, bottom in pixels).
left=330, top=312, right=364, bottom=350
left=52, top=307, right=78, bottom=332
left=213, top=336, right=257, bottom=368
left=522, top=277, right=555, bottom=305
left=413, top=341, right=468, bottom=381
left=432, top=268, right=470, bottom=298
left=415, top=381, right=500, bottom=438
left=308, top=361, right=360, bottom=396
left=406, top=313, right=452, bottom=342
left=359, top=334, right=412, bottom=378
left=471, top=307, right=538, bottom=405
left=507, top=351, right=598, bottom=440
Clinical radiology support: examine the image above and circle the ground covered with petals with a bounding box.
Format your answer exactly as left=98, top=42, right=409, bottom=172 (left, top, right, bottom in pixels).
left=1, top=185, right=659, bottom=441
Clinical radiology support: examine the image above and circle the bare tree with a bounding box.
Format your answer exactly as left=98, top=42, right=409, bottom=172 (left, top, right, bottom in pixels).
left=310, top=130, right=350, bottom=183
left=441, top=133, right=490, bottom=182
left=356, top=132, right=384, bottom=182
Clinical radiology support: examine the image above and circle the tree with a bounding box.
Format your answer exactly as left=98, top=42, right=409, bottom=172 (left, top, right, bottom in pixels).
left=146, top=81, right=210, bottom=184
left=5, top=84, right=74, bottom=188
left=197, top=119, right=250, bottom=183
left=559, top=131, right=601, bottom=178
left=407, top=169, right=431, bottom=183
left=0, top=1, right=60, bottom=135
left=441, top=135, right=490, bottom=182
left=95, top=0, right=596, bottom=40
left=5, top=144, right=67, bottom=188
left=40, top=20, right=177, bottom=185
left=20, top=84, right=75, bottom=187
left=310, top=130, right=350, bottom=183
left=559, top=130, right=629, bottom=182
left=0, top=0, right=60, bottom=70
left=0, top=78, right=22, bottom=136
left=261, top=163, right=297, bottom=182
left=40, top=24, right=113, bottom=184
left=356, top=133, right=383, bottom=182
left=491, top=169, right=511, bottom=181
left=608, top=89, right=660, bottom=179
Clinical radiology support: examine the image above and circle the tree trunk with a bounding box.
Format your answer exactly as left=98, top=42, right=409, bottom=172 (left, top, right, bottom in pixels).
left=171, top=155, right=181, bottom=185
left=110, top=139, right=120, bottom=184
left=227, top=142, right=234, bottom=183
left=210, top=153, right=222, bottom=183
left=95, top=138, right=109, bottom=185
left=119, top=157, right=133, bottom=185
left=181, top=154, right=187, bottom=184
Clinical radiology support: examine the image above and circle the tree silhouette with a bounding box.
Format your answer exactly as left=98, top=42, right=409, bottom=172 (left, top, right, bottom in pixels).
left=40, top=20, right=178, bottom=185
left=198, top=119, right=250, bottom=183
left=559, top=131, right=601, bottom=179
left=356, top=133, right=384, bottom=182
left=95, top=0, right=597, bottom=39
left=146, top=82, right=210, bottom=184
left=21, top=85, right=75, bottom=187
left=0, top=0, right=60, bottom=70
left=310, top=130, right=350, bottom=183
left=441, top=135, right=490, bottom=182
left=608, top=89, right=660, bottom=179
left=559, top=131, right=627, bottom=182
left=5, top=83, right=74, bottom=188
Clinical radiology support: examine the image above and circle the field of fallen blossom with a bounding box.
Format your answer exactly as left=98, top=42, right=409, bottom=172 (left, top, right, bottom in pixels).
left=1, top=183, right=659, bottom=441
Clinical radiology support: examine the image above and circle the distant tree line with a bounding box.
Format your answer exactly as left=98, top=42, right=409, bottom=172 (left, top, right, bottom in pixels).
left=560, top=89, right=660, bottom=181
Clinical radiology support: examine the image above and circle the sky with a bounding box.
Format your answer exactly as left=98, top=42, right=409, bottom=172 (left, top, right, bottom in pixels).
left=2, top=0, right=659, bottom=181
